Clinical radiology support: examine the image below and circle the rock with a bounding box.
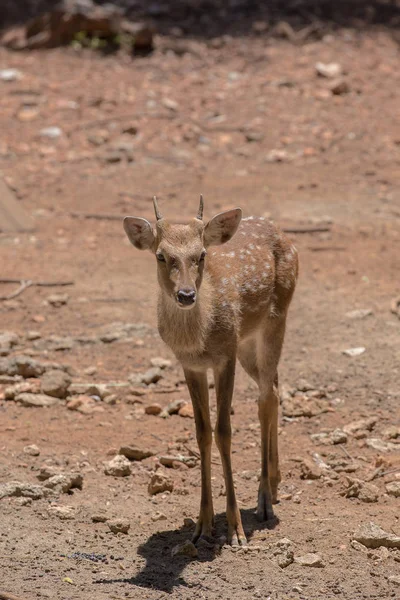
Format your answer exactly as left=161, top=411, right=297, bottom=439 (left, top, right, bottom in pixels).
left=23, top=444, right=40, bottom=456
left=245, top=131, right=264, bottom=143
left=108, top=518, right=130, bottom=534
left=104, top=455, right=132, bottom=477
left=315, top=62, right=342, bottom=79
left=16, top=393, right=59, bottom=407
left=141, top=367, right=163, bottom=385
left=26, top=331, right=41, bottom=341
left=330, top=429, right=348, bottom=444
left=171, top=540, right=198, bottom=558
left=272, top=538, right=294, bottom=568
left=294, top=553, right=325, bottom=567
left=0, top=481, right=44, bottom=500
left=5, top=380, right=40, bottom=399
left=386, top=482, right=400, bottom=498
left=160, top=399, right=186, bottom=418
left=48, top=505, right=76, bottom=520
left=343, top=417, right=377, bottom=436
left=0, top=355, right=46, bottom=378
left=83, top=365, right=97, bottom=376
left=67, top=395, right=99, bottom=414
left=145, top=403, right=162, bottom=415
left=296, top=379, right=315, bottom=392
left=68, top=383, right=113, bottom=400
left=150, top=357, right=172, bottom=369
left=47, top=293, right=69, bottom=306
left=0, top=68, right=23, bottom=81
left=91, top=513, right=108, bottom=523
left=282, top=396, right=328, bottom=418
left=41, top=369, right=71, bottom=398
left=344, top=477, right=378, bottom=502
left=345, top=309, right=373, bottom=319
left=265, top=149, right=290, bottom=163
left=388, top=575, right=400, bottom=586
left=366, top=438, right=398, bottom=452
left=119, top=445, right=154, bottom=461
left=178, top=404, right=194, bottom=418
left=342, top=347, right=365, bottom=357
left=300, top=459, right=322, bottom=480
left=43, top=472, right=83, bottom=493
left=330, top=79, right=350, bottom=95
left=353, top=522, right=400, bottom=549
left=151, top=512, right=167, bottom=522
left=103, top=150, right=122, bottom=164
left=162, top=97, right=179, bottom=111
left=0, top=331, right=19, bottom=356
left=37, top=465, right=60, bottom=481
left=383, top=426, right=400, bottom=440
left=148, top=472, right=174, bottom=495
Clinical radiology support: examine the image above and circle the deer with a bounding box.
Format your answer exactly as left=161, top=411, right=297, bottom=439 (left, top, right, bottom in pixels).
left=123, top=196, right=298, bottom=546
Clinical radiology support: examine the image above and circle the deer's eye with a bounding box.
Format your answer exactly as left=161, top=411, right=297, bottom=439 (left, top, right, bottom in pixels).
left=200, top=251, right=206, bottom=262
left=156, top=253, right=166, bottom=262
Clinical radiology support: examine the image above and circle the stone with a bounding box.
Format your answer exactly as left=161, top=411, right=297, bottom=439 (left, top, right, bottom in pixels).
left=0, top=481, right=44, bottom=500
left=0, top=331, right=19, bottom=356
left=37, top=466, right=60, bottom=481
left=245, top=131, right=264, bottom=143
left=388, top=576, right=400, bottom=586
left=365, top=438, right=398, bottom=452
left=43, top=472, right=83, bottom=493
left=48, top=505, right=76, bottom=520
left=330, top=429, right=348, bottom=444
left=171, top=540, right=198, bottom=558
left=23, top=444, right=40, bottom=456
left=41, top=369, right=71, bottom=398
left=0, top=68, right=23, bottom=81
left=383, top=426, right=400, bottom=440
left=352, top=522, right=400, bottom=549
left=300, top=459, right=322, bottom=480
left=330, top=79, right=350, bottom=95
left=315, top=62, right=342, bottom=78
left=151, top=512, right=167, bottom=522
left=104, top=455, right=132, bottom=477
left=145, top=403, right=162, bottom=415
left=162, top=97, right=179, bottom=111
left=342, top=347, right=365, bottom=357
left=108, top=518, right=130, bottom=534
left=294, top=553, right=325, bottom=567
left=345, top=309, right=373, bottom=319
left=26, top=331, right=41, bottom=341
left=296, top=379, right=315, bottom=392
left=16, top=393, right=59, bottom=407
left=141, top=367, right=163, bottom=385
left=67, top=395, right=96, bottom=413
left=150, top=357, right=172, bottom=369
left=47, top=293, right=69, bottom=306
left=160, top=399, right=186, bottom=418
left=344, top=478, right=379, bottom=503
left=178, top=404, right=194, bottom=418
left=119, top=445, right=154, bottom=461
left=148, top=472, right=174, bottom=495
left=91, top=513, right=108, bottom=523
left=5, top=381, right=40, bottom=399
left=277, top=550, right=294, bottom=568
left=343, top=417, right=377, bottom=435
left=0, top=355, right=46, bottom=378
left=386, top=481, right=400, bottom=498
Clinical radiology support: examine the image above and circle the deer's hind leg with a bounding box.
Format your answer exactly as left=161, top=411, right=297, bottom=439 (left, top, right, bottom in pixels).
left=238, top=318, right=286, bottom=521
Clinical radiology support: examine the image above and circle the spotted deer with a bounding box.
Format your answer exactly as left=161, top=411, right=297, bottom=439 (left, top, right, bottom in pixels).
left=123, top=196, right=298, bottom=546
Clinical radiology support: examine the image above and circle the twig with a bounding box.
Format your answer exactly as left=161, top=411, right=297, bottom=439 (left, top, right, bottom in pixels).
left=308, top=246, right=346, bottom=252
left=69, top=212, right=122, bottom=221
left=282, top=226, right=331, bottom=234
left=338, top=444, right=353, bottom=461
left=0, top=279, right=74, bottom=301
left=376, top=466, right=400, bottom=479
left=70, top=111, right=174, bottom=132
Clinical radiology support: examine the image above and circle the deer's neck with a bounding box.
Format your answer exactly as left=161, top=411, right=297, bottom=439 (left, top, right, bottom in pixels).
left=157, top=276, right=214, bottom=358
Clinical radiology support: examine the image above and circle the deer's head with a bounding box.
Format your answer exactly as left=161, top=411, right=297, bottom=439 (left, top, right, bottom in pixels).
left=124, top=196, right=242, bottom=310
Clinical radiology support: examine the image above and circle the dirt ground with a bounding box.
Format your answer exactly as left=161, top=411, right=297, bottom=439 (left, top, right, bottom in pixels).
left=0, top=14, right=400, bottom=600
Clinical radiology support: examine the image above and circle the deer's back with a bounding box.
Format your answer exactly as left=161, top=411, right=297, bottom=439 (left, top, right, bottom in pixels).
left=207, top=217, right=298, bottom=340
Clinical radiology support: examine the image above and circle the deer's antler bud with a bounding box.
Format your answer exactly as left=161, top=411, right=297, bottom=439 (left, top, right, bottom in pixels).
left=197, top=194, right=204, bottom=220
left=153, top=196, right=162, bottom=221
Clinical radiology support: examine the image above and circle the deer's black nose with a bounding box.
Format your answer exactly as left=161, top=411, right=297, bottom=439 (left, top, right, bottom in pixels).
left=177, top=289, right=196, bottom=306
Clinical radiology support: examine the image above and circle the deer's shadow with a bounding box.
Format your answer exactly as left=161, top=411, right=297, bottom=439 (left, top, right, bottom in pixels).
left=94, top=508, right=279, bottom=593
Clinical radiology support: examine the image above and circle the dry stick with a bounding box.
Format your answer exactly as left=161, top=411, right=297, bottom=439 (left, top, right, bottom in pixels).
left=70, top=111, right=174, bottom=132
left=308, top=246, right=346, bottom=252
left=0, top=279, right=74, bottom=301
left=338, top=444, right=353, bottom=461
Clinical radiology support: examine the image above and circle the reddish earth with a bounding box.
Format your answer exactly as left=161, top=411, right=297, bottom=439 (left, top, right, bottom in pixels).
left=0, top=17, right=400, bottom=600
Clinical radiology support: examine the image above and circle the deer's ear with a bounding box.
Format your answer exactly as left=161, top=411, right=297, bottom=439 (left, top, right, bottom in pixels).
left=203, top=208, right=242, bottom=247
left=123, top=217, right=155, bottom=251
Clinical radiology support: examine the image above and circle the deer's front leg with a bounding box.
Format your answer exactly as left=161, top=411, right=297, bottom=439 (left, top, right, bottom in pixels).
left=214, top=358, right=247, bottom=546
left=183, top=368, right=214, bottom=543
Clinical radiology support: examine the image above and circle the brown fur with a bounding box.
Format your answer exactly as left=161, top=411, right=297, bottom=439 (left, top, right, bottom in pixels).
left=124, top=207, right=298, bottom=545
